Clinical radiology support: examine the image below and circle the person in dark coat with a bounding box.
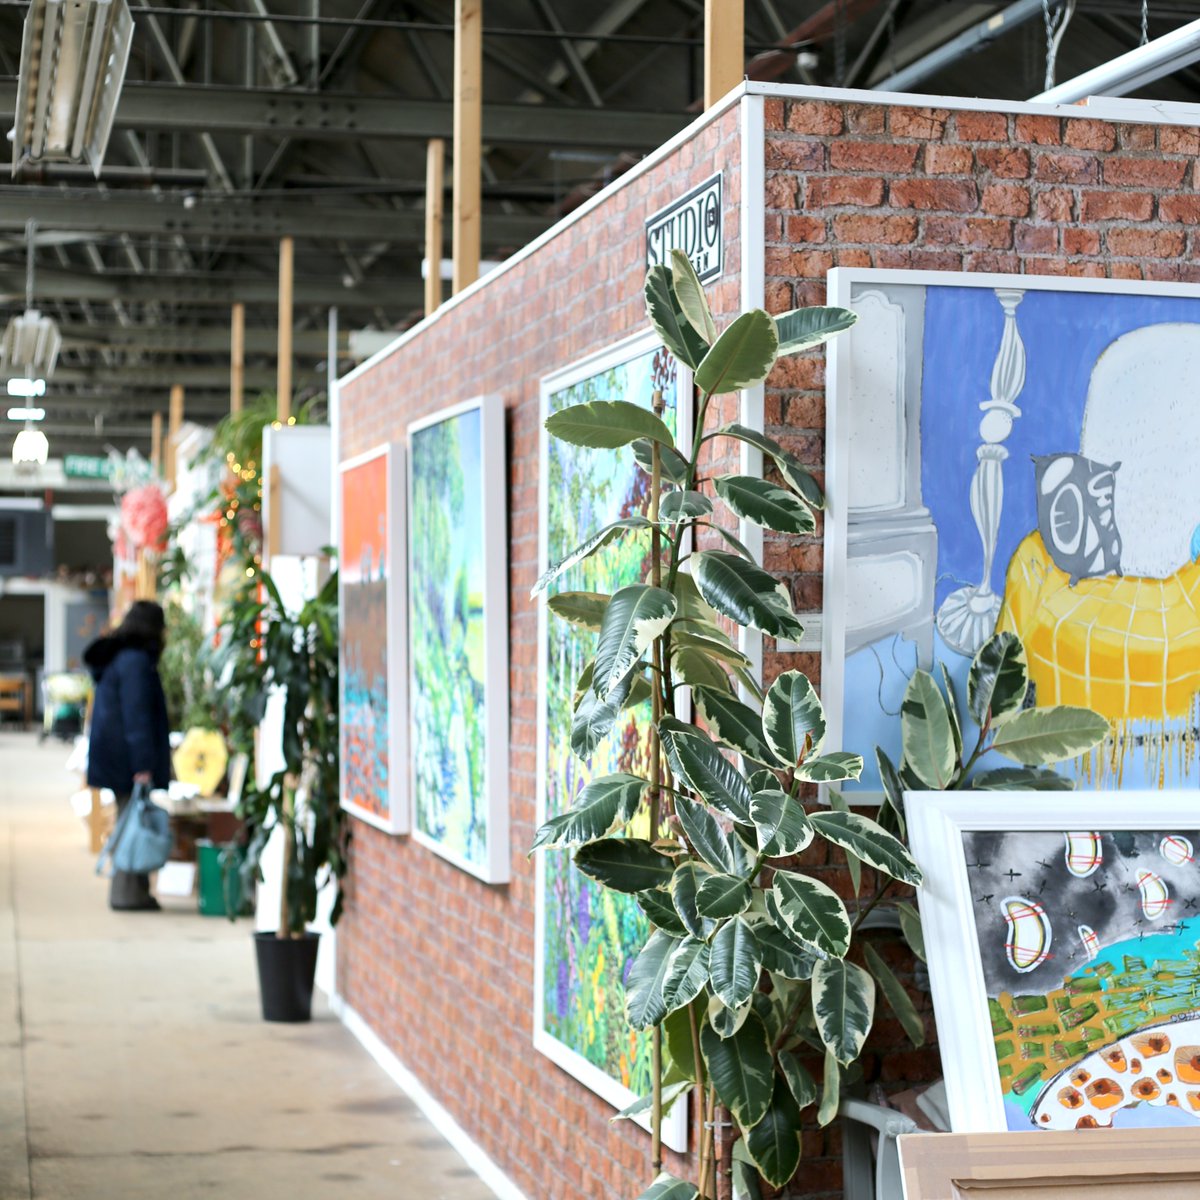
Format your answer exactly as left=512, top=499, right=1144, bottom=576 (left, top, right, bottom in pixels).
left=84, top=600, right=172, bottom=911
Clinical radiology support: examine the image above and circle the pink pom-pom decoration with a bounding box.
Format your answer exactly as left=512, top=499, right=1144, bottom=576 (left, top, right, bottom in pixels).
left=121, top=484, right=169, bottom=552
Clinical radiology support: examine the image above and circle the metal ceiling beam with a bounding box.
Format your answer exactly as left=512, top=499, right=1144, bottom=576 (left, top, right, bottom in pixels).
left=0, top=267, right=423, bottom=310
left=52, top=363, right=319, bottom=390
left=0, top=82, right=688, bottom=148
left=0, top=189, right=547, bottom=246
left=57, top=323, right=347, bottom=356
left=872, top=0, right=1065, bottom=92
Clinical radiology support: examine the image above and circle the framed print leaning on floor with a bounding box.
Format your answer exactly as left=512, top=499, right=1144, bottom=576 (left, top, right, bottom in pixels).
left=907, top=789, right=1200, bottom=1134
left=533, top=331, right=691, bottom=1152
left=407, top=395, right=510, bottom=884
left=338, top=442, right=407, bottom=834
left=821, top=270, right=1200, bottom=800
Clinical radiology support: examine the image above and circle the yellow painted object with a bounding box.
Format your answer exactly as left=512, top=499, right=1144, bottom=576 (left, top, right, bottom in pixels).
left=172, top=728, right=230, bottom=797
left=998, top=531, right=1200, bottom=722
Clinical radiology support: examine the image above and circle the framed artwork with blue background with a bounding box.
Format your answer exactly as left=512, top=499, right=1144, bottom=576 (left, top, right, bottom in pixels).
left=822, top=269, right=1200, bottom=798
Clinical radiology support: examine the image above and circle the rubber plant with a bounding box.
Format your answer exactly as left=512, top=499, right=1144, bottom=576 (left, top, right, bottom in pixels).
left=531, top=252, right=1111, bottom=1200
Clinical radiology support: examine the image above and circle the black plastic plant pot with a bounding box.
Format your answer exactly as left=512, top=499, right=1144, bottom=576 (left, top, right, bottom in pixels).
left=253, top=931, right=320, bottom=1022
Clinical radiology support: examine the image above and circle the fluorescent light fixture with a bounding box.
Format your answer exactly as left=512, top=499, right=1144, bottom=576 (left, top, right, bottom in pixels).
left=12, top=0, right=135, bottom=176
left=6, top=378, right=47, bottom=399
left=7, top=408, right=46, bottom=422
left=1033, top=16, right=1200, bottom=103
left=12, top=427, right=49, bottom=467
left=1, top=312, right=61, bottom=378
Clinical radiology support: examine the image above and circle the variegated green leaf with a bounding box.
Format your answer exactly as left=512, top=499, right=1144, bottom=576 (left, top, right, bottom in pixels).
left=531, top=773, right=647, bottom=850
left=989, top=706, right=1110, bottom=765
left=808, top=811, right=922, bottom=885
left=794, top=751, right=863, bottom=784
left=612, top=1079, right=693, bottom=1123
left=662, top=938, right=712, bottom=1013
left=637, top=887, right=688, bottom=936
left=700, top=1011, right=774, bottom=1128
left=547, top=590, right=610, bottom=630
left=762, top=670, right=826, bottom=766
left=659, top=717, right=753, bottom=823
left=532, top=515, right=653, bottom=598
left=714, top=474, right=816, bottom=535
left=710, top=917, right=762, bottom=1011
left=968, top=630, right=1028, bottom=727
left=574, top=838, right=674, bottom=894
left=778, top=1050, right=817, bottom=1110
left=696, top=872, right=753, bottom=918
left=635, top=1173, right=699, bottom=1200
left=570, top=669, right=633, bottom=757
left=671, top=860, right=717, bottom=940
left=674, top=794, right=736, bottom=874
left=546, top=398, right=676, bottom=449
left=771, top=870, right=851, bottom=959
left=863, top=942, right=924, bottom=1048
left=817, top=1048, right=839, bottom=1127
left=670, top=248, right=718, bottom=344
left=625, top=928, right=680, bottom=1029
left=970, top=765, right=1074, bottom=791
left=743, top=1075, right=803, bottom=1188
left=645, top=263, right=708, bottom=370
left=752, top=919, right=818, bottom=981
left=694, top=550, right=805, bottom=642
left=632, top=437, right=690, bottom=485
left=694, top=685, right=779, bottom=765
left=812, top=956, right=875, bottom=1065
left=900, top=670, right=958, bottom=789
left=695, top=310, right=779, bottom=395
left=749, top=788, right=814, bottom=857
left=592, top=584, right=677, bottom=700
left=659, top=489, right=713, bottom=524
left=774, top=305, right=857, bottom=356
left=713, top=422, right=824, bottom=509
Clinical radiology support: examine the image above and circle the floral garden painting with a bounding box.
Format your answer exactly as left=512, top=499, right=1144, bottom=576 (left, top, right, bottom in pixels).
left=409, top=402, right=493, bottom=876
left=535, top=336, right=688, bottom=1146
left=339, top=446, right=401, bottom=832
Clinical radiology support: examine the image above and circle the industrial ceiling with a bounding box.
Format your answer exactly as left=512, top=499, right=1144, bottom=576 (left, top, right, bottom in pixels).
left=1, top=0, right=1198, bottom=461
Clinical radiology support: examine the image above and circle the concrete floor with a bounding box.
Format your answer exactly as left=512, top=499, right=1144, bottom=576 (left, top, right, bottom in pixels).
left=0, top=732, right=494, bottom=1200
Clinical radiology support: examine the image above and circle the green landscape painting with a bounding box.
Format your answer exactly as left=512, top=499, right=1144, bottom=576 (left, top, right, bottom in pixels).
left=538, top=341, right=681, bottom=1106
left=410, top=404, right=488, bottom=870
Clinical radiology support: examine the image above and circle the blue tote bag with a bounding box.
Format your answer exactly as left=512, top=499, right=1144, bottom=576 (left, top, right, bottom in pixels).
left=96, top=783, right=174, bottom=876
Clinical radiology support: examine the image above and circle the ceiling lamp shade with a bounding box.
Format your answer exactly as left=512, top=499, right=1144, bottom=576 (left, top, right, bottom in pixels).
left=2, top=310, right=61, bottom=378
left=12, top=0, right=135, bottom=176
left=12, top=426, right=49, bottom=467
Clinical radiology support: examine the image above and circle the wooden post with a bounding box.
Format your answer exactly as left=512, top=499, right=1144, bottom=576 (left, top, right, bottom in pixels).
left=231, top=301, right=245, bottom=415
left=425, top=138, right=445, bottom=316
left=277, top=237, right=294, bottom=421
left=704, top=0, right=744, bottom=109
left=166, top=384, right=184, bottom=491
left=452, top=0, right=481, bottom=294
left=150, top=412, right=163, bottom=475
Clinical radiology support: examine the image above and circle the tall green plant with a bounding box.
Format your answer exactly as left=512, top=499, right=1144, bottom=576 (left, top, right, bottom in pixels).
left=531, top=253, right=1109, bottom=1199
left=209, top=566, right=348, bottom=935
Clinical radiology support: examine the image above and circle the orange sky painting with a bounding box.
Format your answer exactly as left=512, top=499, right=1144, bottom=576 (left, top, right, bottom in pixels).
left=341, top=452, right=387, bottom=585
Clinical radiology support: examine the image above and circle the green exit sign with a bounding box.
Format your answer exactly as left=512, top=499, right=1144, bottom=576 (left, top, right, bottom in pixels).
left=63, top=455, right=114, bottom=480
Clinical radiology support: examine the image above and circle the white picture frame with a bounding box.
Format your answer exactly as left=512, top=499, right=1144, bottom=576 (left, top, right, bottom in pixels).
left=337, top=441, right=408, bottom=835
left=406, top=394, right=510, bottom=884
left=533, top=330, right=692, bottom=1153
left=822, top=269, right=1200, bottom=802
left=907, top=788, right=1200, bottom=1135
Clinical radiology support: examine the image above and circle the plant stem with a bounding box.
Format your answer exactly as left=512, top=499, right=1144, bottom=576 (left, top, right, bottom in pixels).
left=649, top=387, right=664, bottom=1171
left=688, top=999, right=706, bottom=1187
left=278, top=783, right=294, bottom=937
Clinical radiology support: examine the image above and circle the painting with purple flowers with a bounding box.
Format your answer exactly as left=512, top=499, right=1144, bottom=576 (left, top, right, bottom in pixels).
left=534, top=334, right=690, bottom=1149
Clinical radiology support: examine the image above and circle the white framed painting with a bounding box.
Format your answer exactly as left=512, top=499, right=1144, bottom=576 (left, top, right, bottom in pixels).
left=407, top=394, right=510, bottom=884
left=907, top=789, right=1200, bottom=1135
left=338, top=442, right=408, bottom=834
left=822, top=269, right=1200, bottom=800
left=534, top=330, right=692, bottom=1152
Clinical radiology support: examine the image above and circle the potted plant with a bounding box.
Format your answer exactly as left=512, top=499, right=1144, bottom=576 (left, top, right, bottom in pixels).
left=532, top=252, right=1110, bottom=1199
left=210, top=562, right=347, bottom=1022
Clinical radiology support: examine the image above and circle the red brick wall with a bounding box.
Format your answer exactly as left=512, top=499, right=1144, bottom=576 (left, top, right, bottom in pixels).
left=336, top=102, right=743, bottom=1200
left=337, top=88, right=1198, bottom=1200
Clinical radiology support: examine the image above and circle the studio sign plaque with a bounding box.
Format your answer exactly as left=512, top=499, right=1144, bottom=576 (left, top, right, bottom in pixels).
left=645, top=173, right=723, bottom=284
